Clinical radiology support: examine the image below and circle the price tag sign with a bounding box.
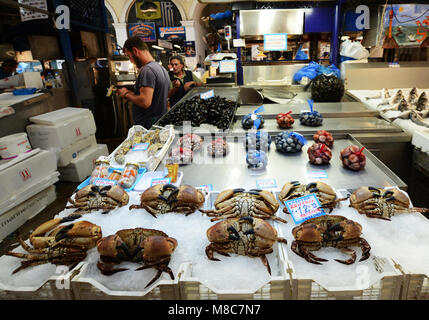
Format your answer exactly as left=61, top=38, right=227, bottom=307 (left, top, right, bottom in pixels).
left=151, top=177, right=171, bottom=186
left=307, top=169, right=328, bottom=179
left=256, top=179, right=277, bottom=189
left=219, top=59, right=237, bottom=73
left=200, top=90, right=215, bottom=100
left=93, top=178, right=117, bottom=187
left=132, top=143, right=149, bottom=151
left=284, top=194, right=325, bottom=224
left=264, top=33, right=287, bottom=51
left=198, top=184, right=214, bottom=193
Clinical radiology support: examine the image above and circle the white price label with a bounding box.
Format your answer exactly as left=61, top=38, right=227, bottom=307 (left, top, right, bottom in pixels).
left=264, top=33, right=288, bottom=51
left=151, top=177, right=172, bottom=186
left=256, top=179, right=277, bottom=189
left=200, top=90, right=215, bottom=100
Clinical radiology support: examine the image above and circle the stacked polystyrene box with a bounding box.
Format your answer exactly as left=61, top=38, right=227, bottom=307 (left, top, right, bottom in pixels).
left=0, top=149, right=59, bottom=242
left=26, top=107, right=108, bottom=182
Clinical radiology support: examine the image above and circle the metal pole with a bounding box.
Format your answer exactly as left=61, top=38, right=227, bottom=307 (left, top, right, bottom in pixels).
left=236, top=12, right=243, bottom=85
left=330, top=0, right=344, bottom=67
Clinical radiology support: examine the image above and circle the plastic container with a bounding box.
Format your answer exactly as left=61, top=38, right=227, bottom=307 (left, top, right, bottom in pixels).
left=118, top=163, right=139, bottom=189
left=89, top=159, right=110, bottom=184
left=0, top=133, right=32, bottom=159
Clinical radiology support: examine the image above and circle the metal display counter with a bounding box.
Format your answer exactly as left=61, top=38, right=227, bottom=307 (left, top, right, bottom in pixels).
left=236, top=102, right=378, bottom=119
left=159, top=133, right=407, bottom=192
left=231, top=117, right=404, bottom=135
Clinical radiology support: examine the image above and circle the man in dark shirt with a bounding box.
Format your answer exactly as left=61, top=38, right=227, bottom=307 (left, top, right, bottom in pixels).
left=0, top=59, right=18, bottom=80
left=117, top=37, right=170, bottom=129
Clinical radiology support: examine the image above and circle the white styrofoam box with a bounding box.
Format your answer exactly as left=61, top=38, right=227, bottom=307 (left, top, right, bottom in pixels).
left=54, top=134, right=97, bottom=167
left=0, top=149, right=58, bottom=215
left=26, top=108, right=96, bottom=149
left=29, top=107, right=92, bottom=125
left=0, top=132, right=32, bottom=160
left=58, top=144, right=108, bottom=182
left=412, top=129, right=429, bottom=154
left=0, top=185, right=56, bottom=243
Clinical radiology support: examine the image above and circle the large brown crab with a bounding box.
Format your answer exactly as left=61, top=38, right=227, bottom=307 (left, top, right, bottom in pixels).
left=66, top=185, right=129, bottom=215
left=291, top=215, right=371, bottom=265
left=6, top=215, right=102, bottom=273
left=129, top=184, right=205, bottom=217
left=278, top=181, right=346, bottom=214
left=349, top=186, right=429, bottom=220
left=205, top=217, right=287, bottom=275
left=96, top=228, right=177, bottom=288
left=200, top=188, right=286, bottom=223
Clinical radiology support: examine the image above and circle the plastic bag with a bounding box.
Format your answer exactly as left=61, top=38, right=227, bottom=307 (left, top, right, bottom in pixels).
left=339, top=39, right=369, bottom=60
left=294, top=44, right=309, bottom=60
left=292, top=61, right=319, bottom=82
left=317, top=64, right=341, bottom=78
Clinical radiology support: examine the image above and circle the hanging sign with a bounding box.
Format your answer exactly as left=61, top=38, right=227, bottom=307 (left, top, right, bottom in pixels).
left=264, top=33, right=288, bottom=51
left=219, top=59, right=236, bottom=73
left=135, top=1, right=161, bottom=20
left=159, top=26, right=186, bottom=40
left=18, top=0, right=48, bottom=22
left=129, top=23, right=156, bottom=42
left=284, top=194, right=325, bottom=224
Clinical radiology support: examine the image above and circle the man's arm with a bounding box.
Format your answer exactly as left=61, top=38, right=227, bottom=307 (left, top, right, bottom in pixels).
left=119, top=86, right=154, bottom=109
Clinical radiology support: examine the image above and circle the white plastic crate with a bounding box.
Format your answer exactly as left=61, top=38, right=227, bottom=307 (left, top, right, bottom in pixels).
left=54, top=134, right=97, bottom=167
left=71, top=262, right=181, bottom=300
left=108, top=125, right=174, bottom=171
left=0, top=149, right=58, bottom=215
left=273, top=188, right=407, bottom=300
left=58, top=144, right=108, bottom=182
left=0, top=185, right=56, bottom=243
left=26, top=107, right=96, bottom=149
left=0, top=261, right=83, bottom=300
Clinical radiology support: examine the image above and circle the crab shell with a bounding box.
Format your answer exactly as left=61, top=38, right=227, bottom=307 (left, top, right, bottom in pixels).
left=350, top=186, right=410, bottom=208
left=75, top=185, right=129, bottom=206
left=207, top=217, right=278, bottom=249
left=30, top=219, right=102, bottom=250
left=278, top=181, right=336, bottom=203
left=140, top=184, right=205, bottom=208
left=292, top=215, right=363, bottom=242
left=214, top=189, right=279, bottom=212
left=97, top=229, right=177, bottom=263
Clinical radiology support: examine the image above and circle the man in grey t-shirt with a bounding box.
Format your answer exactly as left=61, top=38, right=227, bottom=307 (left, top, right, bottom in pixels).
left=117, top=37, right=170, bottom=129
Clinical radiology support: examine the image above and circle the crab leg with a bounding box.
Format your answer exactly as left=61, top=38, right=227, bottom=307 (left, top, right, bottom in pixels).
left=359, top=238, right=371, bottom=261
left=334, top=248, right=357, bottom=265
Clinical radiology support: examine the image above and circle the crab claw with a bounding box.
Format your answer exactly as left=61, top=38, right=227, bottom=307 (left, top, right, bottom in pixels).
left=306, top=182, right=317, bottom=190
left=227, top=226, right=240, bottom=240
left=233, top=188, right=246, bottom=193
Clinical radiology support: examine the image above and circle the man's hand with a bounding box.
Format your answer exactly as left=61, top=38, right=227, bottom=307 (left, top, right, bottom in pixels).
left=184, top=81, right=196, bottom=91
left=118, top=87, right=130, bottom=98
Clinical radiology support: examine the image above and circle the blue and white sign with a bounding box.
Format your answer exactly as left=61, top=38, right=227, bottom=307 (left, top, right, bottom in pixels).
left=200, top=89, right=215, bottom=100
left=256, top=179, right=277, bottom=189
left=219, top=59, right=236, bottom=73
left=264, top=33, right=288, bottom=51
left=284, top=194, right=325, bottom=224
left=151, top=177, right=172, bottom=186
left=198, top=184, right=214, bottom=193
left=307, top=169, right=328, bottom=179
left=132, top=143, right=149, bottom=151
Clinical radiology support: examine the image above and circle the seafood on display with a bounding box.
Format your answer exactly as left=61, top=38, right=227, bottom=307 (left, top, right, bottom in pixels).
left=207, top=138, right=229, bottom=157
left=307, top=143, right=332, bottom=165
left=205, top=217, right=288, bottom=274
left=291, top=215, right=371, bottom=265
left=276, top=111, right=294, bottom=129
left=339, top=145, right=366, bottom=171
left=66, top=185, right=129, bottom=215
left=169, top=147, right=193, bottom=165
left=275, top=132, right=306, bottom=153
left=176, top=133, right=204, bottom=151
left=6, top=215, right=102, bottom=273
left=313, top=130, right=334, bottom=147
left=279, top=181, right=346, bottom=213
left=129, top=184, right=205, bottom=217
left=349, top=186, right=429, bottom=220
left=96, top=228, right=177, bottom=288
left=200, top=188, right=287, bottom=223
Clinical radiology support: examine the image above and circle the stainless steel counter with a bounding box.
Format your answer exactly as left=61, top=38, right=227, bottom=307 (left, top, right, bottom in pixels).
left=158, top=134, right=406, bottom=192
left=231, top=117, right=403, bottom=135
left=236, top=102, right=378, bottom=119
